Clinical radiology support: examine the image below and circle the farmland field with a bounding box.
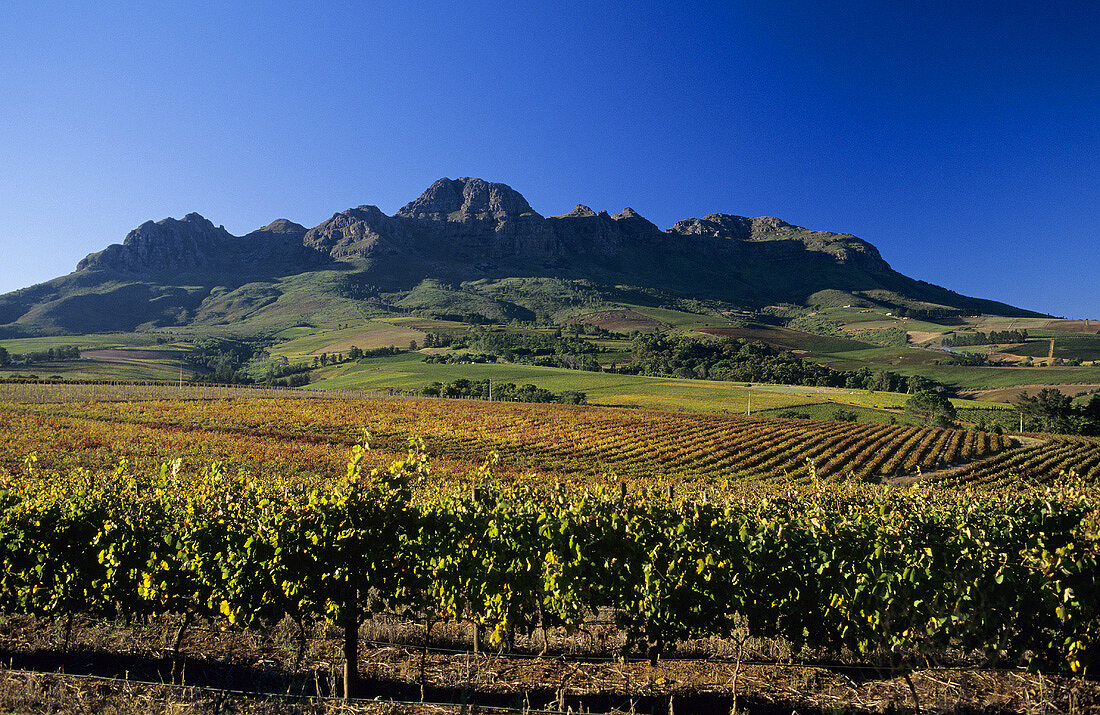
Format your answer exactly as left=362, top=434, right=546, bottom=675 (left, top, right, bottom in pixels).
left=270, top=320, right=428, bottom=359
left=0, top=389, right=1045, bottom=491
left=1, top=385, right=1098, bottom=491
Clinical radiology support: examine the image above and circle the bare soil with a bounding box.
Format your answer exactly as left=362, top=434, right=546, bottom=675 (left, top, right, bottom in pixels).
left=905, top=330, right=941, bottom=344
left=1044, top=320, right=1099, bottom=334
left=1, top=614, right=1096, bottom=714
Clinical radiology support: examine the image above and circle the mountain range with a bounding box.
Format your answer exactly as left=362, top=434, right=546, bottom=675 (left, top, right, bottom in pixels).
left=0, top=177, right=1042, bottom=336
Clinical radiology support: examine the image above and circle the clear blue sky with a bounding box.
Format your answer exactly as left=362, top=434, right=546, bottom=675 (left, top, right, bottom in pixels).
left=1, top=1, right=1096, bottom=317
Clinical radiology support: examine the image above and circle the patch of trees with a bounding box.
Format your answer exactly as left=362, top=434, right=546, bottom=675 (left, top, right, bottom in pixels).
left=838, top=367, right=940, bottom=393
left=419, top=378, right=586, bottom=404
left=424, top=329, right=603, bottom=371
left=345, top=345, right=401, bottom=361
left=905, top=391, right=958, bottom=427
left=422, top=352, right=498, bottom=364
left=618, top=335, right=944, bottom=395
left=561, top=321, right=616, bottom=337
left=260, top=361, right=312, bottom=388
left=415, top=310, right=495, bottom=324
left=7, top=345, right=82, bottom=364
left=892, top=305, right=965, bottom=320
left=422, top=333, right=457, bottom=349
left=186, top=339, right=260, bottom=384
left=1014, top=388, right=1100, bottom=435
left=942, top=329, right=1028, bottom=347
left=468, top=329, right=599, bottom=361
left=934, top=352, right=990, bottom=367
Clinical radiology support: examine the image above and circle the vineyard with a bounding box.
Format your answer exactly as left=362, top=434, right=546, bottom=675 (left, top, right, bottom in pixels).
left=6, top=389, right=1098, bottom=492
left=1, top=443, right=1099, bottom=711
left=2, top=388, right=1100, bottom=712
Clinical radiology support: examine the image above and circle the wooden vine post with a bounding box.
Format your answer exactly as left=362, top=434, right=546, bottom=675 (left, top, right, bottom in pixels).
left=470, top=484, right=482, bottom=655
left=344, top=588, right=359, bottom=699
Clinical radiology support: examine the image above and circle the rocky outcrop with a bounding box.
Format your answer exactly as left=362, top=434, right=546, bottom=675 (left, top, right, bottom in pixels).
left=77, top=213, right=234, bottom=272
left=302, top=206, right=396, bottom=259
left=248, top=218, right=308, bottom=238
left=545, top=204, right=666, bottom=256
left=663, top=212, right=891, bottom=270
left=239, top=219, right=318, bottom=267
left=668, top=214, right=754, bottom=240
left=77, top=213, right=320, bottom=275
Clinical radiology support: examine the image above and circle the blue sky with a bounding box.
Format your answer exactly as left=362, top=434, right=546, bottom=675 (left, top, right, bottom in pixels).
left=1, top=1, right=1096, bottom=317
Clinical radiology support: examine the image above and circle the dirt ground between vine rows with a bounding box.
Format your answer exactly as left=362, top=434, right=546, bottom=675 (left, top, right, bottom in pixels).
left=1, top=615, right=1097, bottom=714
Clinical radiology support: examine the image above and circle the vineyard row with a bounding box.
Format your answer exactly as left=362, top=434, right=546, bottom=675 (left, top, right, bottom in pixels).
left=2, top=443, right=1098, bottom=684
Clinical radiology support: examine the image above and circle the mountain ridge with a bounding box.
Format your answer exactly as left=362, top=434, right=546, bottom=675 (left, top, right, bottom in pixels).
left=73, top=177, right=892, bottom=273
left=0, top=177, right=1047, bottom=336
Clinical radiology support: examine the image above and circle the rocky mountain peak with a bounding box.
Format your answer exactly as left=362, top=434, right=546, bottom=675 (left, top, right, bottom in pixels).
left=256, top=218, right=308, bottom=235
left=611, top=207, right=660, bottom=234
left=353, top=205, right=387, bottom=219
left=556, top=204, right=598, bottom=218
left=396, top=177, right=537, bottom=219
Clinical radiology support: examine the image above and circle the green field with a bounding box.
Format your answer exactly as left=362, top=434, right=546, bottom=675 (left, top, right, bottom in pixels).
left=1011, top=334, right=1100, bottom=361
left=897, top=364, right=1100, bottom=390
left=756, top=402, right=908, bottom=424
left=304, top=352, right=999, bottom=417
left=813, top=344, right=942, bottom=369
left=269, top=320, right=425, bottom=360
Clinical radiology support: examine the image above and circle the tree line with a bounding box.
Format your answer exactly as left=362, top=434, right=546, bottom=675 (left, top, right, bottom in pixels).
left=1015, top=388, right=1100, bottom=436
left=419, top=378, right=586, bottom=404
left=618, top=335, right=944, bottom=395
left=0, top=345, right=81, bottom=366
left=941, top=329, right=1029, bottom=347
